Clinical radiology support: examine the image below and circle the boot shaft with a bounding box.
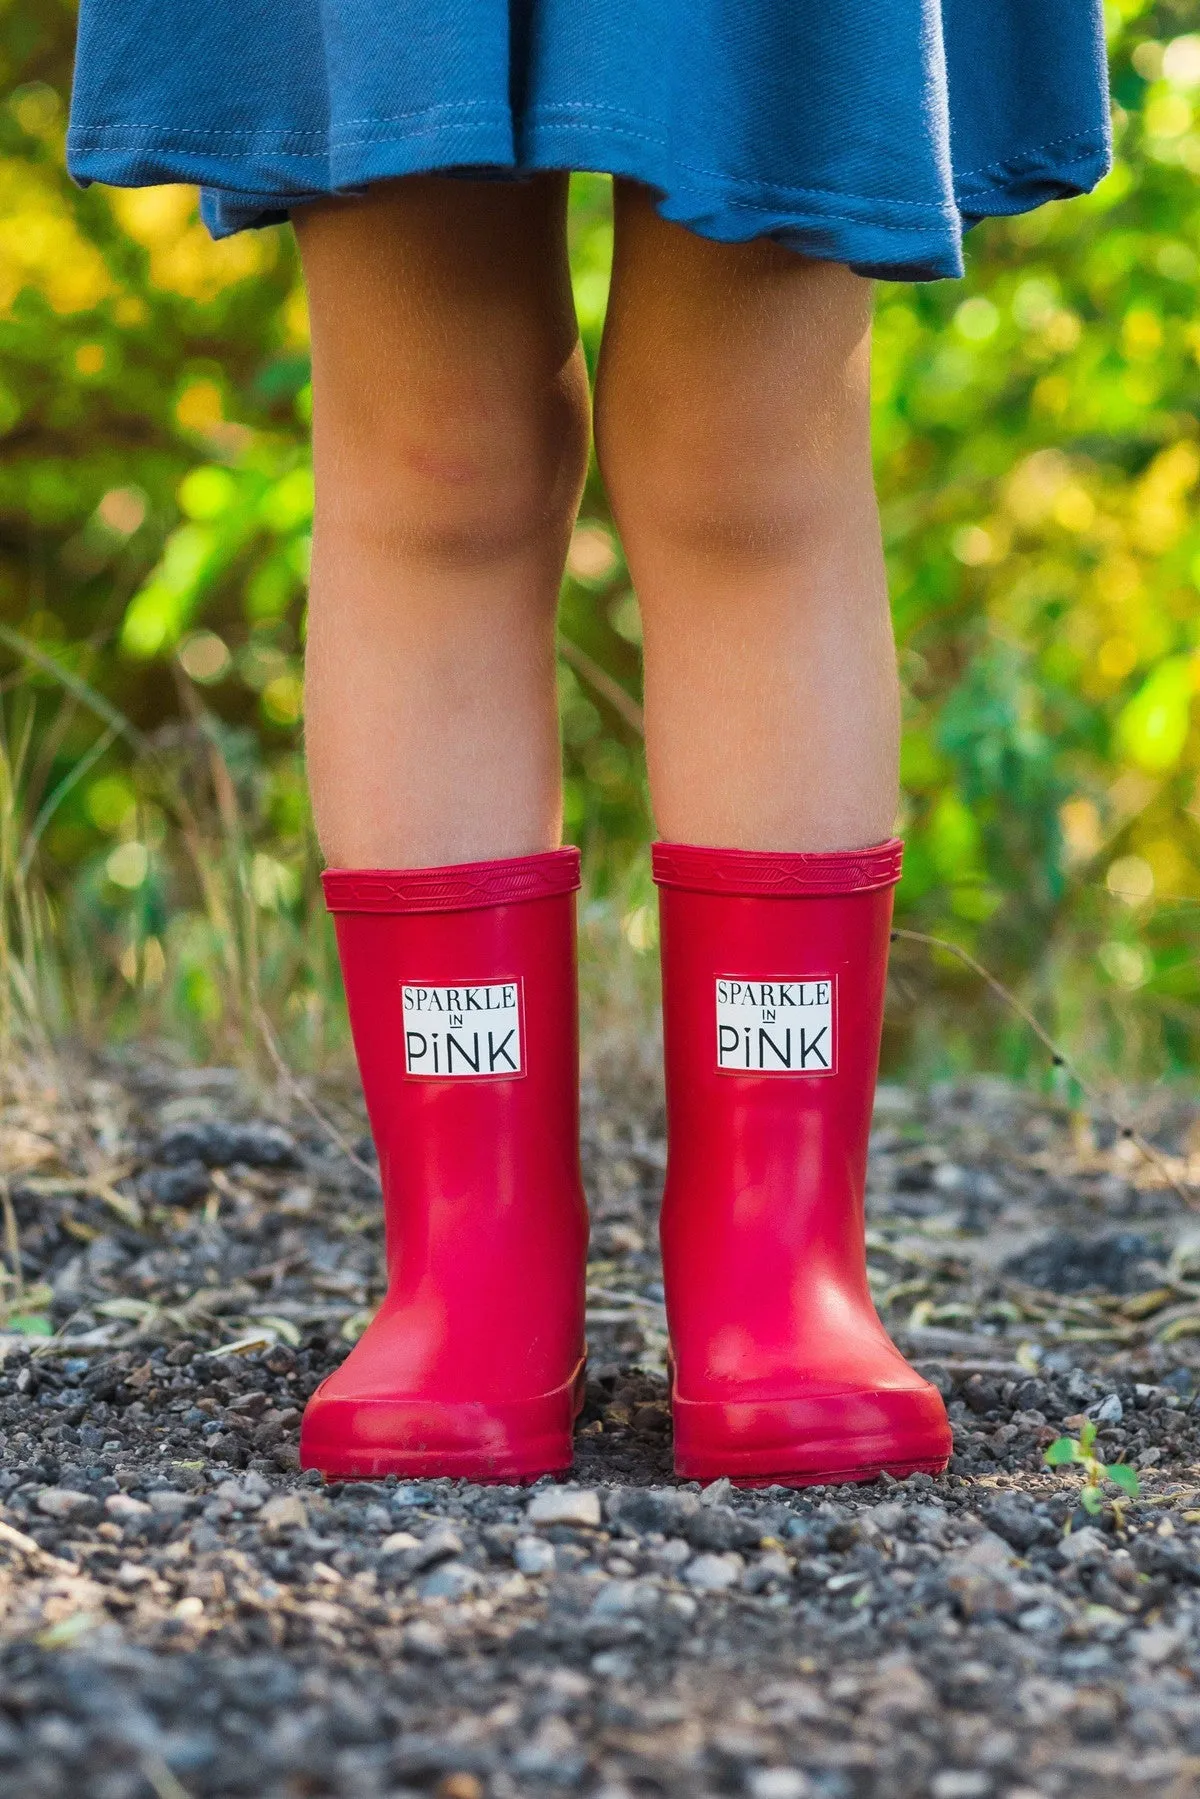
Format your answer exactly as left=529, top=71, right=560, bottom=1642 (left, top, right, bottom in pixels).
left=324, top=851, right=587, bottom=1292
left=652, top=839, right=901, bottom=1373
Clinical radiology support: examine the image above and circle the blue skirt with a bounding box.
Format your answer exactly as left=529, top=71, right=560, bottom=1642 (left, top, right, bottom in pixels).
left=67, top=0, right=1110, bottom=282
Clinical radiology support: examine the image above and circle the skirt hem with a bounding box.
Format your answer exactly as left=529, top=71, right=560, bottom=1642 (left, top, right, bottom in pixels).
left=67, top=104, right=1111, bottom=283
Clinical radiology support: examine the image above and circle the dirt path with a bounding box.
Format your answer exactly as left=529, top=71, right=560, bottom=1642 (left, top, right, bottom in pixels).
left=1, top=1056, right=1199, bottom=1798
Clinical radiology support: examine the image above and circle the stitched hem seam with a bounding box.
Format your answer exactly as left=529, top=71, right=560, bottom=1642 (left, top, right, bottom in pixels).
left=68, top=101, right=1108, bottom=236
left=68, top=101, right=512, bottom=153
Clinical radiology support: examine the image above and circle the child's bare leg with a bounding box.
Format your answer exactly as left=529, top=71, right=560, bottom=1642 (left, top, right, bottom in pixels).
left=295, top=174, right=589, bottom=869
left=594, top=181, right=897, bottom=853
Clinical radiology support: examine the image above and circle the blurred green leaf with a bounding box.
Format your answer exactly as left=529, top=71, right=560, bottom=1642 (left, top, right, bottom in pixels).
left=1105, top=1461, right=1140, bottom=1496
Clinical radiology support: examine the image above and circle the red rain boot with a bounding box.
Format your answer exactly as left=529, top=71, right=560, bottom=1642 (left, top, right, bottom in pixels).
left=653, top=838, right=951, bottom=1487
left=300, top=848, right=589, bottom=1482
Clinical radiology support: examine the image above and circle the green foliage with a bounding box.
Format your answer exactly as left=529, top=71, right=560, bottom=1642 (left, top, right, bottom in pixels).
left=1044, top=1416, right=1141, bottom=1519
left=0, top=0, right=1199, bottom=1069
left=0, top=1277, right=53, bottom=1335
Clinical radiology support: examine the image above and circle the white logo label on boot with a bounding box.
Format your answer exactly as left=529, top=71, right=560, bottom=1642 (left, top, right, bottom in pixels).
left=401, top=982, right=523, bottom=1078
left=715, top=978, right=836, bottom=1075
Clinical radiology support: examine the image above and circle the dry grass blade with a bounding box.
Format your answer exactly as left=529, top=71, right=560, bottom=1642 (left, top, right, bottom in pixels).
left=0, top=1518, right=79, bottom=1575
left=558, top=633, right=645, bottom=736
left=252, top=1000, right=379, bottom=1187
left=0, top=1518, right=42, bottom=1559
left=0, top=622, right=274, bottom=1064
left=892, top=926, right=1198, bottom=1211
left=0, top=624, right=152, bottom=754
left=0, top=1176, right=23, bottom=1300
left=18, top=721, right=121, bottom=879
left=140, top=1756, right=195, bottom=1799
left=586, top=1285, right=664, bottom=1309
left=20, top=1168, right=143, bottom=1227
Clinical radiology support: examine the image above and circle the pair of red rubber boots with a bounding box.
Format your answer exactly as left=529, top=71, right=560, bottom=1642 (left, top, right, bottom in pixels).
left=299, top=842, right=951, bottom=1486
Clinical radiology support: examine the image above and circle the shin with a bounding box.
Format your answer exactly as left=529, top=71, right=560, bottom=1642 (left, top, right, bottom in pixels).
left=595, top=180, right=898, bottom=855
left=297, top=173, right=590, bottom=870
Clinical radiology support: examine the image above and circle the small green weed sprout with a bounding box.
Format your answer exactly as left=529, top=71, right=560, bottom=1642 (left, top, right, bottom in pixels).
left=1044, top=1417, right=1140, bottom=1524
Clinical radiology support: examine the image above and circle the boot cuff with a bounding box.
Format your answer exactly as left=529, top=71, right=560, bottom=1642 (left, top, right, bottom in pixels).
left=651, top=838, right=902, bottom=896
left=323, top=847, right=580, bottom=914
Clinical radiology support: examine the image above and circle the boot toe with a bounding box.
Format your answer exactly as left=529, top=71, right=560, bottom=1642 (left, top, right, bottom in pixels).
left=672, top=1377, right=951, bottom=1487
left=299, top=1359, right=586, bottom=1483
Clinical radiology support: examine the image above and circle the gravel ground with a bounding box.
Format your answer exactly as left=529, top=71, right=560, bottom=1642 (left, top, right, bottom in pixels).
left=2, top=1051, right=1200, bottom=1798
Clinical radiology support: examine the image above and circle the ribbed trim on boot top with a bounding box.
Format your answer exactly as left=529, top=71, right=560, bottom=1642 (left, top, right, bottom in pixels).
left=651, top=839, right=903, bottom=897
left=323, top=847, right=581, bottom=915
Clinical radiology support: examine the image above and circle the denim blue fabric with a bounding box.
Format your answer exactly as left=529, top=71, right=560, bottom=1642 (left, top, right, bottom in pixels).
left=67, top=0, right=1111, bottom=281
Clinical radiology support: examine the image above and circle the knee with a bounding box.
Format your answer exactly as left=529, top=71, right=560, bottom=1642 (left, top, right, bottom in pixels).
left=601, top=443, right=815, bottom=566
left=595, top=373, right=873, bottom=568
left=315, top=358, right=591, bottom=568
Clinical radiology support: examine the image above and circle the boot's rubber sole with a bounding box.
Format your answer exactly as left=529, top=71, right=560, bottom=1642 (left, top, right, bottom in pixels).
left=672, top=1381, right=952, bottom=1488
left=722, top=1459, right=949, bottom=1490
left=300, top=1358, right=587, bottom=1484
